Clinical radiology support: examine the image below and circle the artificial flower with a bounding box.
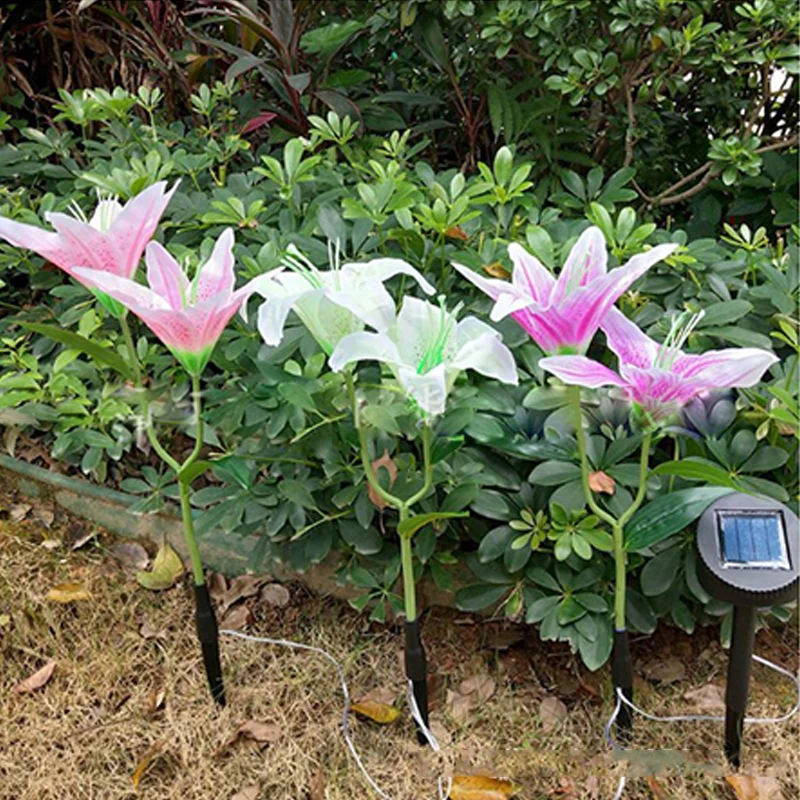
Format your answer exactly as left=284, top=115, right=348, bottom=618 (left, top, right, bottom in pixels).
left=329, top=296, right=518, bottom=416
left=453, top=227, right=677, bottom=354
left=540, top=307, right=778, bottom=422
left=73, top=228, right=256, bottom=375
left=247, top=243, right=435, bottom=354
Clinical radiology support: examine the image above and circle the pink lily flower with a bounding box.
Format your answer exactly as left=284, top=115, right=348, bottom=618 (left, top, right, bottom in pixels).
left=0, top=181, right=177, bottom=284
left=540, top=307, right=778, bottom=422
left=72, top=228, right=257, bottom=376
left=452, top=227, right=678, bottom=354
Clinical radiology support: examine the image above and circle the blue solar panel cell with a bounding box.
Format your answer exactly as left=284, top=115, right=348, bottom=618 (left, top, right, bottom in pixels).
left=718, top=512, right=790, bottom=569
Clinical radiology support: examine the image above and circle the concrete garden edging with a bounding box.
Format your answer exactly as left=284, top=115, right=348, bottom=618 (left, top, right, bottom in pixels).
left=0, top=454, right=460, bottom=608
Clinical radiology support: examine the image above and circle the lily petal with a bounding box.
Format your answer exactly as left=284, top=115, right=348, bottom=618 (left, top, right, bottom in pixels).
left=452, top=261, right=532, bottom=320
left=45, top=212, right=124, bottom=276
left=343, top=257, right=435, bottom=296
left=557, top=243, right=678, bottom=351
left=601, top=307, right=659, bottom=369
left=673, top=348, right=778, bottom=388
left=397, top=363, right=449, bottom=416
left=326, top=280, right=398, bottom=334
left=539, top=355, right=627, bottom=388
left=508, top=242, right=555, bottom=305
left=329, top=331, right=402, bottom=373
left=256, top=290, right=308, bottom=346
left=109, top=181, right=178, bottom=278
left=195, top=227, right=235, bottom=302
left=71, top=267, right=168, bottom=313
left=0, top=216, right=73, bottom=270
left=550, top=226, right=608, bottom=306
left=146, top=241, right=189, bottom=311
left=451, top=317, right=519, bottom=385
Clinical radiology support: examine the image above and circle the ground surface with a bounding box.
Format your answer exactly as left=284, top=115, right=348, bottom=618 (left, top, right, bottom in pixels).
left=0, top=496, right=797, bottom=800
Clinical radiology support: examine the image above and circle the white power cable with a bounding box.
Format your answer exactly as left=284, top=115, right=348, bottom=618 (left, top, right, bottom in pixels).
left=604, top=652, right=800, bottom=799
left=219, top=629, right=449, bottom=800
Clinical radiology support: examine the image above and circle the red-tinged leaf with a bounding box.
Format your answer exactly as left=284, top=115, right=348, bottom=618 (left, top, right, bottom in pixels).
left=242, top=112, right=278, bottom=134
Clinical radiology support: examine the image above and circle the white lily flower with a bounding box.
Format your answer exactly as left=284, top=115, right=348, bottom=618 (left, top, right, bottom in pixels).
left=245, top=242, right=435, bottom=354
left=329, top=296, right=519, bottom=416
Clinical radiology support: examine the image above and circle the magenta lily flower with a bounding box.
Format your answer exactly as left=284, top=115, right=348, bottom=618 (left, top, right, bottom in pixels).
left=453, top=227, right=678, bottom=354
left=0, top=181, right=177, bottom=284
left=72, top=228, right=257, bottom=375
left=540, top=307, right=779, bottom=422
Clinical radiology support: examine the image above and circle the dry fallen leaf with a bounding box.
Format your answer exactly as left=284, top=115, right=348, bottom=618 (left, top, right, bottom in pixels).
left=69, top=524, right=97, bottom=550
left=459, top=674, right=496, bottom=704
left=33, top=506, right=55, bottom=528
left=368, top=450, right=398, bottom=510
left=449, top=774, right=517, bottom=799
left=208, top=572, right=228, bottom=602
left=483, top=262, right=511, bottom=279
left=445, top=226, right=469, bottom=240
left=588, top=470, right=616, bottom=495
left=220, top=604, right=252, bottom=631
left=725, top=775, right=784, bottom=800
left=429, top=719, right=453, bottom=747
left=683, top=683, right=725, bottom=713
left=136, top=542, right=183, bottom=590
left=351, top=699, right=401, bottom=724
left=447, top=689, right=475, bottom=726
left=221, top=574, right=264, bottom=610
left=41, top=539, right=61, bottom=551
left=584, top=775, right=600, bottom=800
left=260, top=583, right=290, bottom=607
left=359, top=686, right=396, bottom=706
left=111, top=541, right=150, bottom=572
left=643, top=656, right=686, bottom=685
left=130, top=740, right=165, bottom=790
left=146, top=689, right=166, bottom=715
left=47, top=583, right=92, bottom=603
left=14, top=660, right=56, bottom=694
left=539, top=695, right=568, bottom=731
left=9, top=503, right=31, bottom=522
left=139, top=619, right=168, bottom=640
left=231, top=786, right=260, bottom=800
left=218, top=720, right=283, bottom=756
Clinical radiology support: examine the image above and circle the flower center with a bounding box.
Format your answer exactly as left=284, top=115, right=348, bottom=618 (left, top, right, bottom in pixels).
left=655, top=309, right=705, bottom=370
left=417, top=298, right=460, bottom=374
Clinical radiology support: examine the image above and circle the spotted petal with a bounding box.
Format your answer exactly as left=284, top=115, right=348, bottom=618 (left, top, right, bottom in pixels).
left=146, top=242, right=189, bottom=311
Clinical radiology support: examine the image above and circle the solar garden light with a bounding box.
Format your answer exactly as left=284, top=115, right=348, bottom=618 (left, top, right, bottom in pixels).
left=696, top=493, right=799, bottom=767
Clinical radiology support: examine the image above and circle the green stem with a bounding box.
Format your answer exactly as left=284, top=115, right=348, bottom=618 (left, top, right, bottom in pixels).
left=612, top=522, right=626, bottom=629
left=119, top=313, right=141, bottom=386
left=406, top=423, right=433, bottom=508
left=400, top=507, right=417, bottom=622
left=185, top=374, right=204, bottom=467
left=569, top=384, right=653, bottom=630
left=179, top=478, right=205, bottom=586
left=569, top=385, right=617, bottom=528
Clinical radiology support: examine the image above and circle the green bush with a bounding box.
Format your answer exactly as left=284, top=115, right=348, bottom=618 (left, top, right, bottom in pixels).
left=0, top=82, right=796, bottom=669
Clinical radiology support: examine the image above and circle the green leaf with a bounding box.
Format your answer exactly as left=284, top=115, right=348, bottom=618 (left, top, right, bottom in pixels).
left=19, top=322, right=132, bottom=379
left=280, top=479, right=318, bottom=509
left=361, top=404, right=402, bottom=435
left=651, top=459, right=740, bottom=489
left=455, top=583, right=509, bottom=612
left=478, top=526, right=514, bottom=562
left=625, top=487, right=733, bottom=552
left=640, top=546, right=683, bottom=596
left=178, top=459, right=215, bottom=485
left=397, top=511, right=467, bottom=539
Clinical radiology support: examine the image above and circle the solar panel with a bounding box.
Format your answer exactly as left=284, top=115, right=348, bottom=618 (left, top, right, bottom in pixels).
left=717, top=511, right=790, bottom=570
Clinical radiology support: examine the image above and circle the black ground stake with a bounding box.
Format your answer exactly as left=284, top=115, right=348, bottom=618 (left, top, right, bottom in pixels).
left=696, top=493, right=798, bottom=767
left=193, top=583, right=226, bottom=707
left=612, top=628, right=634, bottom=738
left=404, top=618, right=429, bottom=744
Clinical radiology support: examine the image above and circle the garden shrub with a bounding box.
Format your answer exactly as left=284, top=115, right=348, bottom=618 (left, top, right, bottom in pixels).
left=0, top=76, right=796, bottom=670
